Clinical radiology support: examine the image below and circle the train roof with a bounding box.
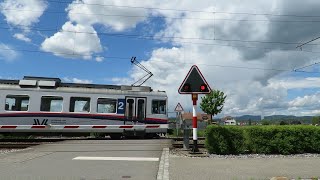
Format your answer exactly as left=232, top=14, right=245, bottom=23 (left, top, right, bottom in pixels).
left=0, top=76, right=164, bottom=93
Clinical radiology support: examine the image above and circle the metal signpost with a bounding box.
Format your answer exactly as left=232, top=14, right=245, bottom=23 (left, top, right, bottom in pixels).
left=178, top=65, right=211, bottom=153
left=174, top=103, right=184, bottom=136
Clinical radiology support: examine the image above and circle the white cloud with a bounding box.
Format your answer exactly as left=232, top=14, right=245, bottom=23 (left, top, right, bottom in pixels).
left=0, top=43, right=19, bottom=62
left=63, top=77, right=92, bottom=84
left=0, top=0, right=47, bottom=27
left=8, top=0, right=317, bottom=116
left=288, top=94, right=320, bottom=108
left=40, top=0, right=153, bottom=60
left=66, top=0, right=151, bottom=31
left=95, top=56, right=104, bottom=62
left=270, top=77, right=320, bottom=89
left=41, top=21, right=102, bottom=59
left=0, top=0, right=47, bottom=42
left=111, top=0, right=320, bottom=117
left=13, top=33, right=31, bottom=42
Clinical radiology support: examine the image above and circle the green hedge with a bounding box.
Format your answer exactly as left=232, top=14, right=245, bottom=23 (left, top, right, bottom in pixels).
left=206, top=126, right=246, bottom=154
left=205, top=125, right=320, bottom=155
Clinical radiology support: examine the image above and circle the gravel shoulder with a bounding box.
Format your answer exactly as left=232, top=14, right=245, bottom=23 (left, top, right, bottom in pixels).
left=170, top=148, right=320, bottom=180
left=170, top=148, right=320, bottom=159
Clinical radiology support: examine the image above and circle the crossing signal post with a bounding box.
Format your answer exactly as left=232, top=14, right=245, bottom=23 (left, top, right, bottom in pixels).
left=178, top=65, right=211, bottom=153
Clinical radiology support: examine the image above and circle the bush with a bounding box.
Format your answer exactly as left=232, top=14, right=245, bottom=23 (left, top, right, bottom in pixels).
left=205, top=126, right=246, bottom=154
left=196, top=129, right=206, bottom=137
left=205, top=125, right=320, bottom=155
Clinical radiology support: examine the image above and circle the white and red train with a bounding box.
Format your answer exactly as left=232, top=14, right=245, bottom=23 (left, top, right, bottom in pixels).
left=0, top=76, right=168, bottom=138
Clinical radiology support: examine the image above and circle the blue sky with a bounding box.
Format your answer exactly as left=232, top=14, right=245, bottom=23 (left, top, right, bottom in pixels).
left=1, top=0, right=320, bottom=117
left=0, top=0, right=170, bottom=83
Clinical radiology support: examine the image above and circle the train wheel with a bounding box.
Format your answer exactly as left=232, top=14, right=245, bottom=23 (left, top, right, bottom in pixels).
left=144, top=133, right=160, bottom=139
left=110, top=134, right=122, bottom=140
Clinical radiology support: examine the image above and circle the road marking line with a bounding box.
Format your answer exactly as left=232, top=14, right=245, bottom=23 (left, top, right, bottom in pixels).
left=72, top=156, right=159, bottom=161
left=157, top=148, right=169, bottom=180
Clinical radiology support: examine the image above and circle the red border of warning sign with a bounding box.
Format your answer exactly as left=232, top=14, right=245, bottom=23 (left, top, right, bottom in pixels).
left=174, top=103, right=184, bottom=112
left=178, top=65, right=212, bottom=94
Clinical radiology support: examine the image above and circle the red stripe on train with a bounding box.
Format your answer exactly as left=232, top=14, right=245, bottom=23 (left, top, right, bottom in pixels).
left=119, top=125, right=133, bottom=128
left=92, top=126, right=107, bottom=128
left=146, top=125, right=160, bottom=128
left=1, top=126, right=17, bottom=128
left=64, top=126, right=79, bottom=129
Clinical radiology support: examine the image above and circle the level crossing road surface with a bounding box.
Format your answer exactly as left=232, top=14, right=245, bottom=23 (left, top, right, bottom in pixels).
left=0, top=139, right=172, bottom=180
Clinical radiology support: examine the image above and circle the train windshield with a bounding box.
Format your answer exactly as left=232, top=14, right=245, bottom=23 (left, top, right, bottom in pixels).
left=152, top=100, right=166, bottom=114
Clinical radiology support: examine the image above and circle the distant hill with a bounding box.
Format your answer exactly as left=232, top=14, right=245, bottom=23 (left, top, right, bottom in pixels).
left=214, top=115, right=313, bottom=123
left=235, top=115, right=261, bottom=121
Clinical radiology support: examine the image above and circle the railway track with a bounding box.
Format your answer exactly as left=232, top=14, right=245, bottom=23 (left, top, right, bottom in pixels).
left=0, top=139, right=65, bottom=143
left=0, top=143, right=41, bottom=149
left=169, top=137, right=205, bottom=141
left=0, top=138, right=90, bottom=148
left=171, top=137, right=206, bottom=148
left=172, top=143, right=205, bottom=148
left=0, top=136, right=207, bottom=149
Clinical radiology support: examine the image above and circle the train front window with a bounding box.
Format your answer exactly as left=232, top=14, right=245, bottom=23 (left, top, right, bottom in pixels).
left=41, top=96, right=63, bottom=112
left=5, top=95, right=30, bottom=111
left=97, top=98, right=117, bottom=113
left=152, top=100, right=166, bottom=114
left=70, top=97, right=90, bottom=112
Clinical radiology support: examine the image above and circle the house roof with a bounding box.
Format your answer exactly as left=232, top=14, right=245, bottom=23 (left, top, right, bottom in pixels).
left=181, top=112, right=212, bottom=121
left=222, top=116, right=234, bottom=121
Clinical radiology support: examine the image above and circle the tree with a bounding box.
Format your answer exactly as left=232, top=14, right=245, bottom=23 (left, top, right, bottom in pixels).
left=200, top=89, right=227, bottom=124
left=261, top=120, right=271, bottom=125
left=280, top=121, right=288, bottom=125
left=312, top=116, right=319, bottom=125
left=290, top=120, right=301, bottom=125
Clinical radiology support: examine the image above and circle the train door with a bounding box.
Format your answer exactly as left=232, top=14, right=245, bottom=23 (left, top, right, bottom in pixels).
left=125, top=97, right=135, bottom=123
left=125, top=97, right=146, bottom=124
left=136, top=98, right=146, bottom=122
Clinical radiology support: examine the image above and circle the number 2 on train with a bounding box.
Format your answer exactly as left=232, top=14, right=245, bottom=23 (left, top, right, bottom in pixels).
left=117, top=99, right=125, bottom=114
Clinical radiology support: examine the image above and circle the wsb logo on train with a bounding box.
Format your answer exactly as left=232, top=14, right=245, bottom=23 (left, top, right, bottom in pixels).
left=33, top=119, right=48, bottom=125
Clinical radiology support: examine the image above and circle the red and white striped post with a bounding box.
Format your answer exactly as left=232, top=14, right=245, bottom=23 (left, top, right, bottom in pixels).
left=192, top=94, right=199, bottom=152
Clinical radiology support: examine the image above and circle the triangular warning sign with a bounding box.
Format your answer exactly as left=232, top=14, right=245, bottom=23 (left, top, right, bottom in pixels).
left=178, top=65, right=212, bottom=94
left=174, top=103, right=184, bottom=112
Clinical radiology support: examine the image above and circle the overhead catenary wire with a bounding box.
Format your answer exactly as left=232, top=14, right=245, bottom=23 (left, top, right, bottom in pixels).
left=2, top=23, right=320, bottom=47
left=3, top=4, right=320, bottom=47
left=3, top=24, right=320, bottom=56
left=294, top=62, right=320, bottom=71
left=2, top=19, right=320, bottom=63
left=0, top=45, right=318, bottom=74
left=3, top=7, right=320, bottom=23
left=44, top=0, right=320, bottom=18
left=296, top=36, right=320, bottom=49
left=2, top=1, right=320, bottom=74
left=4, top=22, right=320, bottom=55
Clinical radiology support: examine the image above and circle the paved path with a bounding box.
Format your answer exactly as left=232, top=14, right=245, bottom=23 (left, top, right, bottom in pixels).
left=170, top=156, right=320, bottom=180
left=0, top=139, right=171, bottom=180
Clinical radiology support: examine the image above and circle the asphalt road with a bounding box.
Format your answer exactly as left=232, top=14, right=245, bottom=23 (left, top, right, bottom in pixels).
left=0, top=139, right=172, bottom=180
left=170, top=156, right=320, bottom=180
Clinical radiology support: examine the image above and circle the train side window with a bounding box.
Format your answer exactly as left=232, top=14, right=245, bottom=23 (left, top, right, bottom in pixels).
left=5, top=95, right=30, bottom=111
left=97, top=98, right=117, bottom=113
left=41, top=96, right=63, bottom=112
left=70, top=97, right=90, bottom=113
left=152, top=100, right=166, bottom=114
